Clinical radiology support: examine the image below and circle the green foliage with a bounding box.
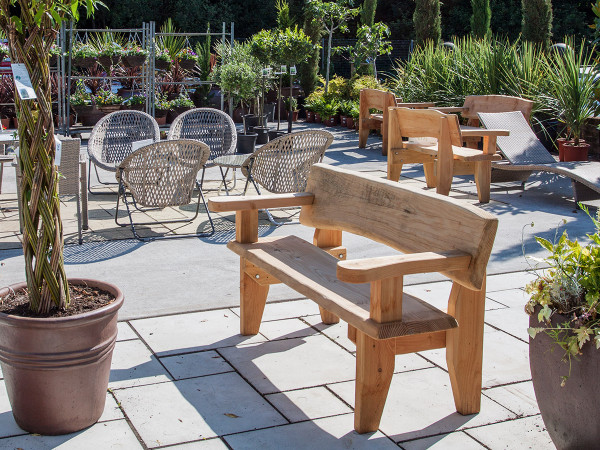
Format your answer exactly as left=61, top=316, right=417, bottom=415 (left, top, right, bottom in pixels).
left=360, top=0, right=376, bottom=27
left=123, top=44, right=149, bottom=57
left=71, top=43, right=98, bottom=58
left=157, top=18, right=185, bottom=60
left=348, top=74, right=383, bottom=100
left=155, top=47, right=170, bottom=62
left=414, top=0, right=441, bottom=46
left=339, top=22, right=391, bottom=78
left=275, top=0, right=293, bottom=30
left=298, top=6, right=323, bottom=97
left=96, top=40, right=124, bottom=57
left=249, top=29, right=278, bottom=66
left=276, top=25, right=315, bottom=66
left=525, top=207, right=600, bottom=383
left=93, top=90, right=123, bottom=105
left=169, top=92, right=194, bottom=107
left=521, top=0, right=552, bottom=48
left=545, top=40, right=598, bottom=144
left=211, top=42, right=261, bottom=106
left=176, top=48, right=197, bottom=61
left=70, top=83, right=91, bottom=105
left=470, top=0, right=491, bottom=39
left=126, top=94, right=146, bottom=105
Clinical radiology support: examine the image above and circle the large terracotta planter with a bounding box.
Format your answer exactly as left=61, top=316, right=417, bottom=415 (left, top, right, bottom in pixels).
left=0, top=278, right=123, bottom=435
left=529, top=309, right=600, bottom=449
left=562, top=142, right=589, bottom=162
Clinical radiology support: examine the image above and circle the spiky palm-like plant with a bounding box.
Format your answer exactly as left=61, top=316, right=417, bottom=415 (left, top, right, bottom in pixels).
left=0, top=0, right=102, bottom=314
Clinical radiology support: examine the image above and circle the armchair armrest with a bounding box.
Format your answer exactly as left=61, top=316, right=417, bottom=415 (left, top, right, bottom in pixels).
left=208, top=192, right=315, bottom=212
left=337, top=250, right=472, bottom=283
left=460, top=129, right=509, bottom=138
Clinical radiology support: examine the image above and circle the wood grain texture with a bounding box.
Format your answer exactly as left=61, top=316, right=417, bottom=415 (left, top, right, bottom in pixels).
left=240, top=259, right=269, bottom=335
left=354, top=330, right=395, bottom=433
left=314, top=228, right=343, bottom=324
left=461, top=95, right=533, bottom=122
left=227, top=235, right=458, bottom=339
left=446, top=279, right=486, bottom=414
left=370, top=277, right=403, bottom=323
left=337, top=251, right=471, bottom=283
left=347, top=329, right=447, bottom=355
left=300, top=164, right=497, bottom=290
left=236, top=210, right=258, bottom=244
left=244, top=262, right=281, bottom=286
left=209, top=192, right=314, bottom=212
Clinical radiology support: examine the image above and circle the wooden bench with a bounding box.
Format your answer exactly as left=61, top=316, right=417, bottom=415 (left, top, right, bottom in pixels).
left=208, top=164, right=498, bottom=433
left=358, top=89, right=434, bottom=156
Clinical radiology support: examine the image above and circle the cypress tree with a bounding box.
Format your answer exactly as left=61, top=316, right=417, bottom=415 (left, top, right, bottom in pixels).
left=471, top=0, right=491, bottom=39
left=521, top=0, right=553, bottom=48
left=413, top=0, right=441, bottom=46
left=298, top=3, right=322, bottom=96
left=361, top=0, right=377, bottom=26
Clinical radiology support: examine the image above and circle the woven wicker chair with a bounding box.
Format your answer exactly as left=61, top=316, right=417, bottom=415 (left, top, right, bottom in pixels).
left=115, top=139, right=214, bottom=241
left=167, top=108, right=237, bottom=188
left=241, top=130, right=334, bottom=224
left=87, top=110, right=160, bottom=194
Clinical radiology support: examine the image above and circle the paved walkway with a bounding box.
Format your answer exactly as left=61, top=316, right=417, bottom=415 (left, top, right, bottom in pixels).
left=0, top=121, right=594, bottom=448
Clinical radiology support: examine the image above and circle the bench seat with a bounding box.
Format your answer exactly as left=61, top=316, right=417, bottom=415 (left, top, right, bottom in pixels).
left=228, top=235, right=458, bottom=340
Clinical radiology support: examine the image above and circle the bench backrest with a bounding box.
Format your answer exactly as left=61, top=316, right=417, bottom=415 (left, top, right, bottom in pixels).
left=387, top=107, right=462, bottom=147
left=462, top=95, right=534, bottom=123
left=300, top=164, right=498, bottom=290
left=359, top=89, right=396, bottom=123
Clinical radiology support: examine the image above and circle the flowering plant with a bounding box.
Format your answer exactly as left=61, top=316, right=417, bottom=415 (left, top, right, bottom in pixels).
left=93, top=90, right=123, bottom=106
left=49, top=43, right=62, bottom=56
left=169, top=92, right=194, bottom=108
left=525, top=206, right=600, bottom=383
left=123, top=45, right=149, bottom=57
left=0, top=42, right=9, bottom=59
left=176, top=48, right=197, bottom=61
left=98, top=41, right=123, bottom=57
left=127, top=94, right=146, bottom=106
left=71, top=43, right=98, bottom=59
left=155, top=47, right=170, bottom=62
left=154, top=93, right=170, bottom=110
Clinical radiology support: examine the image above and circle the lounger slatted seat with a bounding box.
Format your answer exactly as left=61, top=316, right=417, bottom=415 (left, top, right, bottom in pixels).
left=478, top=111, right=600, bottom=204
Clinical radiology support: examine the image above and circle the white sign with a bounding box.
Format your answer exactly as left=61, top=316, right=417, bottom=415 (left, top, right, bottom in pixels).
left=11, top=64, right=37, bottom=100
left=289, top=65, right=297, bottom=76
left=54, top=136, right=62, bottom=166
left=280, top=65, right=287, bottom=73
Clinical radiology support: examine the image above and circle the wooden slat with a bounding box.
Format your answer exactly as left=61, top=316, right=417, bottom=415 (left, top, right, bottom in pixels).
left=236, top=210, right=258, bottom=244
left=244, top=262, right=281, bottom=286
left=451, top=147, right=502, bottom=161
left=208, top=192, right=314, bottom=212
left=337, top=251, right=472, bottom=283
left=227, top=235, right=458, bottom=339
left=461, top=129, right=509, bottom=137
left=348, top=328, right=447, bottom=355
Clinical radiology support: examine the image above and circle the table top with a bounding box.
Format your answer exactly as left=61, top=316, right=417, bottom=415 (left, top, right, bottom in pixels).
left=212, top=153, right=250, bottom=168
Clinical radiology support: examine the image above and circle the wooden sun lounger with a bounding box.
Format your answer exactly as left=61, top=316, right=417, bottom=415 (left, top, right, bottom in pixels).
left=209, top=164, right=498, bottom=433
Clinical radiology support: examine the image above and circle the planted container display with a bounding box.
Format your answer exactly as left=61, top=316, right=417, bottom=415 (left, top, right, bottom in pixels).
left=122, top=45, right=148, bottom=68
left=176, top=48, right=197, bottom=71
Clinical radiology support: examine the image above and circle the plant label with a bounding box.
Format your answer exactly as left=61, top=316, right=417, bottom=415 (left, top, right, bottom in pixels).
left=289, top=66, right=297, bottom=75
left=11, top=64, right=37, bottom=100
left=280, top=65, right=287, bottom=73
left=54, top=136, right=62, bottom=166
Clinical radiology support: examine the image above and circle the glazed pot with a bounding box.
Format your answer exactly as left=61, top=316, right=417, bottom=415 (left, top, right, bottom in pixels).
left=562, top=142, right=589, bottom=162
left=529, top=308, right=600, bottom=449
left=0, top=278, right=123, bottom=435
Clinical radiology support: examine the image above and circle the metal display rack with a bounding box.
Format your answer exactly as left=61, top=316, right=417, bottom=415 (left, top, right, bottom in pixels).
left=56, top=21, right=234, bottom=135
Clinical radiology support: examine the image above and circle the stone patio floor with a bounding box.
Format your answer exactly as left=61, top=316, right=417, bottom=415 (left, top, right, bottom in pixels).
left=1, top=121, right=594, bottom=449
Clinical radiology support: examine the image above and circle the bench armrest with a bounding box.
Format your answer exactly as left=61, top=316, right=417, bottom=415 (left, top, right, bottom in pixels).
left=460, top=129, right=509, bottom=138
left=395, top=102, right=436, bottom=109
left=208, top=192, right=315, bottom=212
left=432, top=106, right=468, bottom=114
left=337, top=250, right=472, bottom=283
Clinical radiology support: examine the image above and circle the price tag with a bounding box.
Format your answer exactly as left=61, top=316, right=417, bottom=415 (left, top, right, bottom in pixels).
left=54, top=136, right=62, bottom=166
left=289, top=66, right=297, bottom=75
left=11, top=64, right=37, bottom=100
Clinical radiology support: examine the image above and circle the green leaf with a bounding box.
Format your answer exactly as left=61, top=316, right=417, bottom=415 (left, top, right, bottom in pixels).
left=538, top=305, right=552, bottom=322
left=527, top=327, right=544, bottom=339
left=33, top=6, right=44, bottom=26
left=595, top=335, right=600, bottom=350
left=11, top=16, right=23, bottom=33
left=49, top=9, right=61, bottom=25
left=575, top=327, right=592, bottom=348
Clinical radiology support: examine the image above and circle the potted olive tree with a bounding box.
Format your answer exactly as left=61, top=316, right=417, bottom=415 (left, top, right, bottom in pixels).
left=0, top=0, right=124, bottom=436
left=545, top=41, right=598, bottom=162
left=525, top=207, right=600, bottom=449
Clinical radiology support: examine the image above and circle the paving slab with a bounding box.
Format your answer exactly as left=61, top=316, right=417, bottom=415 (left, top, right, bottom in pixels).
left=482, top=381, right=540, bottom=417
left=230, top=299, right=319, bottom=322
left=223, top=413, right=398, bottom=450
left=167, top=438, right=230, bottom=449
left=109, top=338, right=172, bottom=388
left=113, top=372, right=286, bottom=448
left=219, top=334, right=357, bottom=394
left=117, top=321, right=138, bottom=341
left=464, top=415, right=554, bottom=449
left=160, top=350, right=234, bottom=380
left=130, top=309, right=266, bottom=357
left=487, top=287, right=529, bottom=309
left=419, top=326, right=531, bottom=388
left=257, top=317, right=321, bottom=341
left=0, top=419, right=142, bottom=449
left=265, top=386, right=352, bottom=422
left=484, top=306, right=530, bottom=342
left=302, top=315, right=357, bottom=353
left=400, top=431, right=485, bottom=449
left=328, top=367, right=516, bottom=443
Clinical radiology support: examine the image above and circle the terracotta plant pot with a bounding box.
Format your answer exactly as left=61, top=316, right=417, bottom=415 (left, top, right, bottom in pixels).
left=340, top=115, right=347, bottom=127
left=291, top=110, right=299, bottom=122
left=529, top=308, right=600, bottom=449
left=563, top=142, right=589, bottom=162
left=314, top=113, right=321, bottom=124
left=1, top=117, right=10, bottom=129
left=346, top=117, right=355, bottom=129
left=0, top=278, right=123, bottom=435
left=12, top=116, right=18, bottom=129
left=557, top=137, right=568, bottom=162
left=306, top=111, right=315, bottom=123
left=154, top=109, right=168, bottom=126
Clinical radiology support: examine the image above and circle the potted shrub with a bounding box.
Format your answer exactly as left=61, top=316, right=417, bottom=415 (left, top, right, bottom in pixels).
left=122, top=94, right=146, bottom=111
left=70, top=86, right=101, bottom=126
left=284, top=96, right=299, bottom=121
left=49, top=43, right=61, bottom=67
left=525, top=207, right=600, bottom=449
left=546, top=41, right=598, bottom=162
left=347, top=100, right=359, bottom=129
left=321, top=100, right=339, bottom=126
left=155, top=47, right=171, bottom=71
left=94, top=90, right=123, bottom=114
left=176, top=48, right=197, bottom=71
left=97, top=41, right=123, bottom=70
left=167, top=92, right=194, bottom=122
left=0, top=0, right=123, bottom=436
left=154, top=93, right=170, bottom=125
left=71, top=43, right=98, bottom=70
left=122, top=44, right=149, bottom=68
left=339, top=100, right=354, bottom=127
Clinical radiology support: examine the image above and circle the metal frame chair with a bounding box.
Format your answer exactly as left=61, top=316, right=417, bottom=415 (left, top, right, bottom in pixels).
left=115, top=139, right=214, bottom=241
left=167, top=107, right=237, bottom=189
left=87, top=110, right=160, bottom=195
left=240, top=130, right=334, bottom=224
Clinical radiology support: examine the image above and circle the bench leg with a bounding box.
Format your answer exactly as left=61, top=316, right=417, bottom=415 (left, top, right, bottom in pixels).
left=446, top=280, right=485, bottom=415
left=240, top=259, right=269, bottom=335
left=318, top=306, right=339, bottom=324
left=359, top=121, right=369, bottom=148
left=354, top=330, right=395, bottom=433
left=423, top=162, right=437, bottom=189
left=474, top=161, right=491, bottom=203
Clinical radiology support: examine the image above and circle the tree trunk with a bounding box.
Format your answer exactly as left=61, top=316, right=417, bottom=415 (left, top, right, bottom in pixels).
left=0, top=5, right=69, bottom=313
left=325, top=28, right=333, bottom=94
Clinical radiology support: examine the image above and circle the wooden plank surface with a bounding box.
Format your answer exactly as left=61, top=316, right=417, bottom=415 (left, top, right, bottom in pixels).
left=227, top=235, right=458, bottom=339
left=209, top=192, right=314, bottom=212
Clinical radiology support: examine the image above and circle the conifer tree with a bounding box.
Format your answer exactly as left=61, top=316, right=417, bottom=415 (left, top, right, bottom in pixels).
left=471, top=0, right=492, bottom=39
left=521, top=0, right=552, bottom=48
left=413, top=0, right=441, bottom=46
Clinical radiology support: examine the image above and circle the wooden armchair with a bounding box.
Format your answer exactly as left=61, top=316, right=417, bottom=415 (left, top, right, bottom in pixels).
left=208, top=164, right=498, bottom=433
left=387, top=107, right=508, bottom=203
left=358, top=89, right=434, bottom=156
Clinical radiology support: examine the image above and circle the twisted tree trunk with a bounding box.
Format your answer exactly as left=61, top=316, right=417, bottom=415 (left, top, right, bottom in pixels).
left=0, top=1, right=69, bottom=313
